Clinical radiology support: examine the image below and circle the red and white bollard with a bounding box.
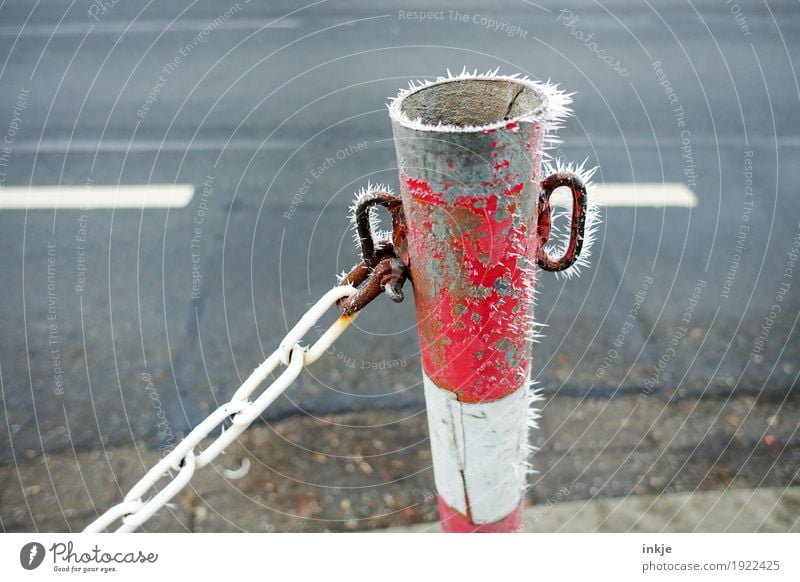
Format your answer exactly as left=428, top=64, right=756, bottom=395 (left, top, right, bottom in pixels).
left=383, top=71, right=591, bottom=532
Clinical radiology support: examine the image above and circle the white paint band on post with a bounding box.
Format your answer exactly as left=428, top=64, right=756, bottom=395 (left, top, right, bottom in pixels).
left=423, top=372, right=530, bottom=524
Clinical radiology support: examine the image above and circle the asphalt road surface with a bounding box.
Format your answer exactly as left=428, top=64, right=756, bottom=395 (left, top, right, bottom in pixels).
left=1, top=0, right=798, bottom=467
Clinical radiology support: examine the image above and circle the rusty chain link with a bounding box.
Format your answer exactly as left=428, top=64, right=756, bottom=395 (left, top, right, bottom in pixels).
left=337, top=190, right=410, bottom=314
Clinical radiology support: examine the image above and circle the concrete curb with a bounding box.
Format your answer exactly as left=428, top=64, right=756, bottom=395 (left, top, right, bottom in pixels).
left=377, top=486, right=800, bottom=532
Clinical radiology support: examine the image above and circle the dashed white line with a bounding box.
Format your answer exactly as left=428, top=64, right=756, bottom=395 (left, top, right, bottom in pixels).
left=552, top=182, right=697, bottom=207
left=0, top=184, right=194, bottom=208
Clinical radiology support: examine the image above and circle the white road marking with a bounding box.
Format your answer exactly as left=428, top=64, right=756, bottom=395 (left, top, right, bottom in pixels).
left=10, top=139, right=294, bottom=153
left=0, top=184, right=194, bottom=209
left=0, top=18, right=302, bottom=37
left=551, top=182, right=697, bottom=207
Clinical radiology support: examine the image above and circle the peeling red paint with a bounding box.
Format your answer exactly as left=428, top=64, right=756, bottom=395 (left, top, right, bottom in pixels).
left=401, top=168, right=538, bottom=403
left=504, top=182, right=525, bottom=196
left=396, top=112, right=552, bottom=405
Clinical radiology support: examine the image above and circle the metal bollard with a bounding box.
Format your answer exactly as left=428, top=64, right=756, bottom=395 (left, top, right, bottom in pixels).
left=385, top=71, right=590, bottom=532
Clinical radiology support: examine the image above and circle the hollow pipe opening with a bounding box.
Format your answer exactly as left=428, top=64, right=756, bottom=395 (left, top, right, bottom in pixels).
left=398, top=78, right=544, bottom=130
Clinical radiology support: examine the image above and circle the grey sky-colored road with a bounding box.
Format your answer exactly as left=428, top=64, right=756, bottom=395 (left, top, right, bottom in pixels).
left=0, top=0, right=798, bottom=462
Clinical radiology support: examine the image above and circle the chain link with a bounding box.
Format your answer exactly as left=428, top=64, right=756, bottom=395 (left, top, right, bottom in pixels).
left=83, top=285, right=360, bottom=533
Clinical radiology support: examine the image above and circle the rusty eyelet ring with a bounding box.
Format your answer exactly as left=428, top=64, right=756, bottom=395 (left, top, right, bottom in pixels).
left=337, top=191, right=409, bottom=315
left=536, top=172, right=588, bottom=272
left=353, top=192, right=406, bottom=267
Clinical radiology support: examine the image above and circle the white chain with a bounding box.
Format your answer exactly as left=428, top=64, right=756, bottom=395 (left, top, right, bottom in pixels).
left=83, top=285, right=360, bottom=533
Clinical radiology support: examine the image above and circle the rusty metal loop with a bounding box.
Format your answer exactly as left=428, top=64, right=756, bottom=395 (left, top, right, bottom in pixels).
left=339, top=191, right=410, bottom=315
left=536, top=171, right=588, bottom=272
left=353, top=191, right=406, bottom=266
